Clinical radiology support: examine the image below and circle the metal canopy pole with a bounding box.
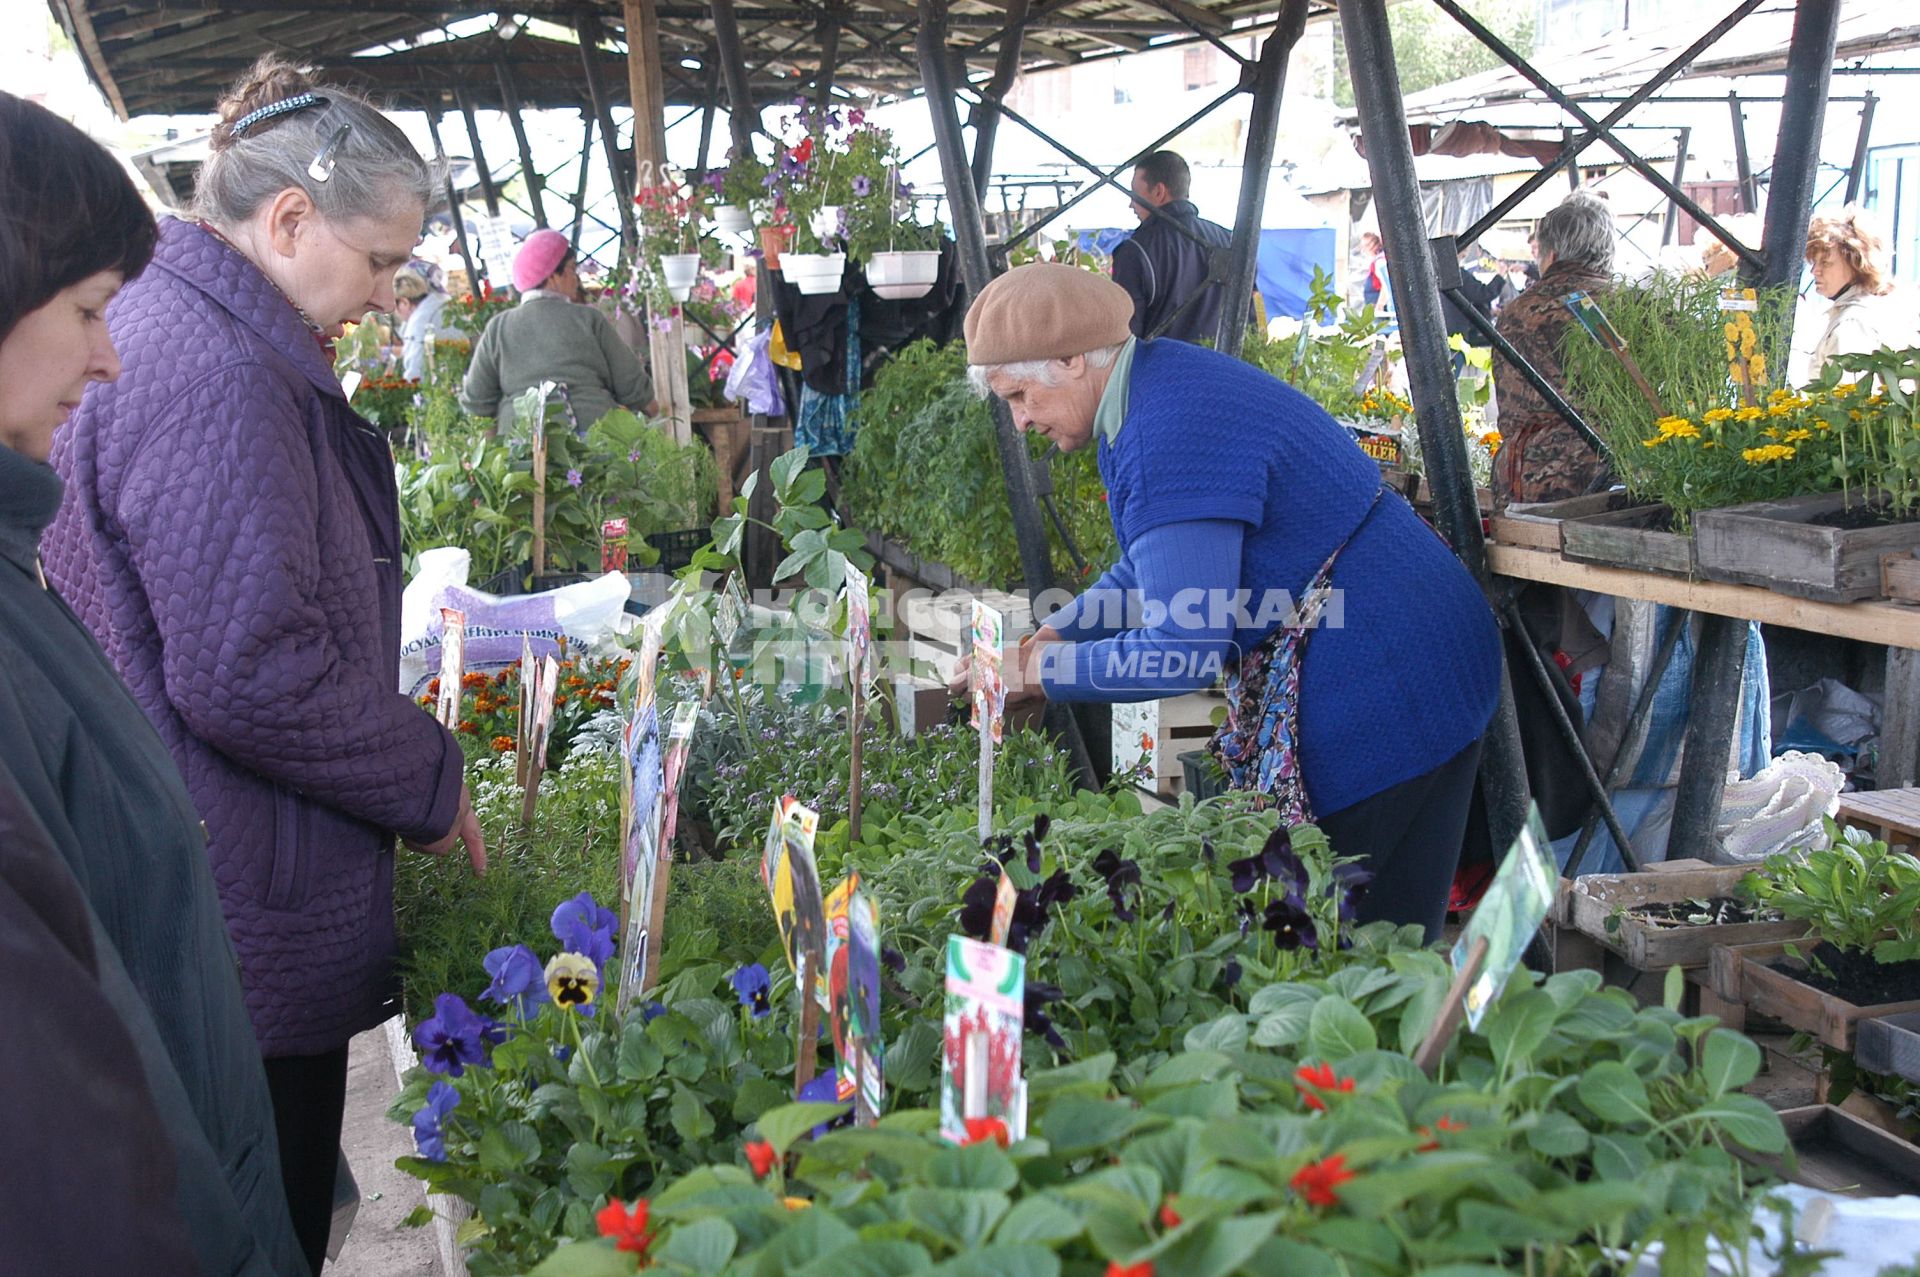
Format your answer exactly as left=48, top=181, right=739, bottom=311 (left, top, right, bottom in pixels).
left=917, top=0, right=1054, bottom=598
left=813, top=6, right=842, bottom=114
left=423, top=106, right=482, bottom=289
left=1458, top=0, right=1765, bottom=249
left=575, top=11, right=637, bottom=256
left=1668, top=0, right=1842, bottom=863
left=1215, top=0, right=1308, bottom=359
left=1729, top=93, right=1758, bottom=212
left=454, top=87, right=501, bottom=219
left=1845, top=91, right=1878, bottom=204
left=569, top=112, right=594, bottom=250
left=695, top=61, right=721, bottom=175
left=970, top=0, right=1030, bottom=201
left=1338, top=0, right=1532, bottom=858
left=494, top=58, right=548, bottom=228
left=1662, top=126, right=1691, bottom=247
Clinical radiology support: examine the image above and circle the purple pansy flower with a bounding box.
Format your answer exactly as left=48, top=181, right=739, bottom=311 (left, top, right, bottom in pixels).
left=480, top=944, right=549, bottom=1019
left=550, top=892, right=617, bottom=969
left=851, top=175, right=872, bottom=198
left=413, top=993, right=502, bottom=1077
left=566, top=469, right=583, bottom=488
left=731, top=963, right=772, bottom=1018
left=798, top=1067, right=853, bottom=1136
left=411, top=1079, right=460, bottom=1162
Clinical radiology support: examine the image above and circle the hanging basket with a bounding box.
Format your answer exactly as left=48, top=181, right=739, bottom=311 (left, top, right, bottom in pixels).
left=809, top=205, right=844, bottom=244
left=711, top=204, right=752, bottom=237
left=657, top=252, right=701, bottom=302
left=758, top=224, right=795, bottom=270
left=781, top=252, right=847, bottom=295
left=865, top=250, right=941, bottom=300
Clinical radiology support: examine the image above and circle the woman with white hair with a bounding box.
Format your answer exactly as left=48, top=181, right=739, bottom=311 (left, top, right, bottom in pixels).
left=1804, top=207, right=1909, bottom=381
left=391, top=258, right=447, bottom=380
left=1492, top=190, right=1615, bottom=507
left=959, top=262, right=1500, bottom=941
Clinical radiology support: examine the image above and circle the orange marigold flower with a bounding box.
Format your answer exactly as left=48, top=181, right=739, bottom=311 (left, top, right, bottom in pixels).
left=744, top=1140, right=778, bottom=1178
left=962, top=1116, right=1009, bottom=1148
left=1290, top=1153, right=1355, bottom=1207
left=1295, top=1062, right=1354, bottom=1111
left=490, top=736, right=514, bottom=753
left=457, top=719, right=479, bottom=735
left=594, top=1198, right=654, bottom=1255
left=461, top=671, right=487, bottom=688
left=494, top=670, right=511, bottom=686
left=425, top=678, right=441, bottom=697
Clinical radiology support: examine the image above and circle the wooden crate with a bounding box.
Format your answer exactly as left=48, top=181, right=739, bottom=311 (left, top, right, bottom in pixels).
left=1113, top=692, right=1225, bottom=797
left=1708, top=937, right=1920, bottom=1051
left=1884, top=550, right=1920, bottom=605
left=1490, top=490, right=1624, bottom=552
left=1694, top=492, right=1920, bottom=603
left=1561, top=501, right=1699, bottom=578
left=1566, top=864, right=1807, bottom=969
left=1857, top=1010, right=1920, bottom=1086
left=1836, top=787, right=1920, bottom=854
left=1735, top=1105, right=1920, bottom=1198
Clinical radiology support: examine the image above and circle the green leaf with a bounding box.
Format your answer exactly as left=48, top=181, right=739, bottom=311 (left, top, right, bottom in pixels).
left=790, top=1241, right=934, bottom=1277
left=1664, top=963, right=1685, bottom=1012
left=1245, top=1237, right=1343, bottom=1277
left=1591, top=1133, right=1652, bottom=1182
left=528, top=1240, right=645, bottom=1277
left=1689, top=1094, right=1787, bottom=1152
left=1150, top=1212, right=1283, bottom=1277
left=1334, top=1153, right=1487, bottom=1218
left=756, top=1101, right=853, bottom=1156
left=1145, top=1050, right=1231, bottom=1091
left=1524, top=1111, right=1592, bottom=1158
left=1143, top=1077, right=1238, bottom=1119
left=1576, top=1060, right=1653, bottom=1126
left=1698, top=1029, right=1762, bottom=1098
left=1247, top=982, right=1316, bottom=1019
left=1183, top=1014, right=1249, bottom=1054
left=751, top=1209, right=860, bottom=1277
left=926, top=1244, right=1059, bottom=1277
left=671, top=1083, right=717, bottom=1144
left=1307, top=996, right=1377, bottom=1060
left=770, top=447, right=809, bottom=495
left=926, top=1142, right=1020, bottom=1192
left=993, top=1196, right=1085, bottom=1246
left=656, top=1218, right=738, bottom=1274
left=1041, top=1098, right=1152, bottom=1157
left=1253, top=1001, right=1314, bottom=1049
left=899, top=1187, right=1012, bottom=1251
left=1485, top=988, right=1557, bottom=1077
left=618, top=1026, right=666, bottom=1080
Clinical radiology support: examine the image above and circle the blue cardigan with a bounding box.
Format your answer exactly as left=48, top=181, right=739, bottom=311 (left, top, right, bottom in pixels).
left=1040, top=338, right=1500, bottom=815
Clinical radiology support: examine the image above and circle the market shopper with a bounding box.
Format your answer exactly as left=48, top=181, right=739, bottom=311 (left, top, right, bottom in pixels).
left=0, top=90, right=306, bottom=1276
left=1491, top=191, right=1615, bottom=508
left=392, top=258, right=448, bottom=381
left=1111, top=150, right=1234, bottom=343
left=459, top=227, right=652, bottom=431
left=43, top=59, right=487, bottom=1275
left=959, top=263, right=1501, bottom=940
left=1804, top=207, right=1911, bottom=381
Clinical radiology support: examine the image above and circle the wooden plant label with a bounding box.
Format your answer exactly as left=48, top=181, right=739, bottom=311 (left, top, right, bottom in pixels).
left=434, top=608, right=467, bottom=731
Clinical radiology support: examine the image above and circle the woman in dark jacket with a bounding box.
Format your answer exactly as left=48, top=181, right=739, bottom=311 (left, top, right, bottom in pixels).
left=0, top=90, right=305, bottom=1275
left=44, top=59, right=487, bottom=1273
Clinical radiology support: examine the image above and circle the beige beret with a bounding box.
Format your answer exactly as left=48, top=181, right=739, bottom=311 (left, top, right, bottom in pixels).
left=964, top=261, right=1135, bottom=365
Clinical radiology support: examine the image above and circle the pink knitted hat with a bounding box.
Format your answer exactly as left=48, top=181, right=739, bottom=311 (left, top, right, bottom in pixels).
left=512, top=228, right=571, bottom=292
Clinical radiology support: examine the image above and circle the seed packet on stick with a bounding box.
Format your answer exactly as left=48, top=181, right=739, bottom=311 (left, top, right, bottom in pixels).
left=824, top=873, right=862, bottom=1101
left=759, top=795, right=800, bottom=896
left=768, top=802, right=827, bottom=1095
left=969, top=601, right=1005, bottom=841
left=514, top=633, right=535, bottom=787
left=434, top=608, right=466, bottom=730
left=521, top=655, right=558, bottom=827
left=940, top=934, right=1024, bottom=1145
left=614, top=697, right=661, bottom=1012
left=847, top=890, right=884, bottom=1125
left=639, top=700, right=702, bottom=994
left=988, top=872, right=1018, bottom=949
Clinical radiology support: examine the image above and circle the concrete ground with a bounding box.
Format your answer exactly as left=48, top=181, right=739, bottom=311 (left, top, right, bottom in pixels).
left=328, top=1027, right=441, bottom=1277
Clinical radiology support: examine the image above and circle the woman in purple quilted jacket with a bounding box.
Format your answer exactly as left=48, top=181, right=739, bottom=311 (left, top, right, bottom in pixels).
left=45, top=59, right=487, bottom=1272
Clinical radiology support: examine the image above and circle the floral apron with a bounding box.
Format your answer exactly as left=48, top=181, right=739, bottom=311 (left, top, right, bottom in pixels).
left=1208, top=487, right=1386, bottom=824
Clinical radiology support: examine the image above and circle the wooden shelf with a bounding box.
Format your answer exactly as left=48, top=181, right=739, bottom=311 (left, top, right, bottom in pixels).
left=1487, top=543, right=1920, bottom=651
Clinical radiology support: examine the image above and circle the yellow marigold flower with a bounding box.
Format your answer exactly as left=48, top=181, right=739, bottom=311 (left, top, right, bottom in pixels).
left=1642, top=437, right=1664, bottom=448
left=1834, top=381, right=1859, bottom=399
left=1702, top=440, right=1722, bottom=449
left=1767, top=403, right=1793, bottom=417
left=1479, top=430, right=1501, bottom=455
left=1661, top=419, right=1701, bottom=439
left=1702, top=407, right=1735, bottom=424
left=1723, top=322, right=1740, bottom=340
left=1749, top=354, right=1767, bottom=379
left=1741, top=444, right=1796, bottom=464
left=783, top=1198, right=813, bottom=1211
left=544, top=952, right=599, bottom=1010
left=1734, top=406, right=1764, bottom=422
left=1741, top=332, right=1758, bottom=357
left=1762, top=427, right=1781, bottom=439
left=1783, top=428, right=1812, bottom=443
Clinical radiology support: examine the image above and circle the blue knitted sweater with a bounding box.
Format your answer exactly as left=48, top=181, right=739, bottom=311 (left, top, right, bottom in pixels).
left=1041, top=338, right=1500, bottom=815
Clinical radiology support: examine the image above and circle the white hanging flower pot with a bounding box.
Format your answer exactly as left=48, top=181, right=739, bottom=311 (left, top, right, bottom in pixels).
left=865, top=250, right=940, bottom=300
left=809, top=205, right=844, bottom=243
left=657, top=252, right=701, bottom=302
left=781, top=251, right=846, bottom=295
left=711, top=204, right=752, bottom=236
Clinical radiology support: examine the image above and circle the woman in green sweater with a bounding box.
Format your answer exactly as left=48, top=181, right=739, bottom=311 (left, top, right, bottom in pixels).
left=459, top=228, right=652, bottom=431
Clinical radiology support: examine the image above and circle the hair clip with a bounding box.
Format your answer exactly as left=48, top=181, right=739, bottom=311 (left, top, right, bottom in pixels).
left=307, top=123, right=352, bottom=183
left=230, top=92, right=330, bottom=139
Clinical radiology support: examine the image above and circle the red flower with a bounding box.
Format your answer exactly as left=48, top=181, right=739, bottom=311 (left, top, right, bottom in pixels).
left=1290, top=1153, right=1354, bottom=1207
left=745, top=1140, right=778, bottom=1178
left=1106, top=1263, right=1154, bottom=1277
left=1416, top=1115, right=1466, bottom=1152
left=1295, top=1063, right=1354, bottom=1112
left=962, top=1116, right=1009, bottom=1148
left=1158, top=1196, right=1181, bottom=1229
left=595, top=1198, right=654, bottom=1255
left=793, top=136, right=815, bottom=164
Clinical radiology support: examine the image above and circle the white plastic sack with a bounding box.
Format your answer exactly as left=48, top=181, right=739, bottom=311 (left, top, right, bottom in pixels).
left=398, top=547, right=633, bottom=695
left=1710, top=749, right=1845, bottom=865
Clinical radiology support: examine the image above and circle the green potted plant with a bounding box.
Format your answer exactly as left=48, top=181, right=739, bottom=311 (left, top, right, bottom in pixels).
left=704, top=146, right=768, bottom=238
left=834, top=122, right=943, bottom=299
left=633, top=170, right=707, bottom=304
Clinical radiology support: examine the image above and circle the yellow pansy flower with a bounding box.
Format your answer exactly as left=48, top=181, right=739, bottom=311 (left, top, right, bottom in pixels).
left=544, top=952, right=599, bottom=1011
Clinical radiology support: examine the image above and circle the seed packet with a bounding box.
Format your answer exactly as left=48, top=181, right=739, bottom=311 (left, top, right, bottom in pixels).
left=940, top=935, right=1025, bottom=1144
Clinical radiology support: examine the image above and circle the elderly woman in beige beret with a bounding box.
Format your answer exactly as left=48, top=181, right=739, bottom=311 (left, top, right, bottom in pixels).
left=960, top=262, right=1500, bottom=939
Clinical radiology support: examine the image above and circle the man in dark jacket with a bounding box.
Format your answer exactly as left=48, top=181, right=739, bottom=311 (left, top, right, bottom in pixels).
left=1111, top=150, right=1233, bottom=343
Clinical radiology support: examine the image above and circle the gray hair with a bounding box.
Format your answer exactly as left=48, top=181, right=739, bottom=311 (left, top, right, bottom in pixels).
left=193, top=57, right=441, bottom=229
left=1535, top=192, right=1615, bottom=272
left=966, top=342, right=1126, bottom=397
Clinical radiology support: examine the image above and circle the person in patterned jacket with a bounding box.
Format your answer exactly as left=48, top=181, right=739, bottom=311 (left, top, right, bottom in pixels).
left=1492, top=192, right=1616, bottom=508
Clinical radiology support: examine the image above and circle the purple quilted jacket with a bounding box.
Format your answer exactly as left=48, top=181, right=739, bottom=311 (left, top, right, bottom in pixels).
left=46, top=218, right=465, bottom=1057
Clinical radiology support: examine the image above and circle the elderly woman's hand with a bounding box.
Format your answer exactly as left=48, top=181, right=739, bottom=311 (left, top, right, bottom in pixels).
left=947, top=627, right=1059, bottom=708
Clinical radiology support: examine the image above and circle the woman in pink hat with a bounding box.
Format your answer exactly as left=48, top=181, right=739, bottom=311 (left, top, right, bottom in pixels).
left=459, top=227, right=653, bottom=431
